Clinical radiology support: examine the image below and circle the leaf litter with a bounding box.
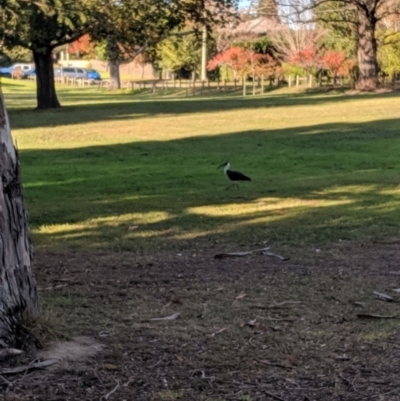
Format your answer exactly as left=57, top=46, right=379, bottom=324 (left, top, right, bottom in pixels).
left=5, top=242, right=400, bottom=400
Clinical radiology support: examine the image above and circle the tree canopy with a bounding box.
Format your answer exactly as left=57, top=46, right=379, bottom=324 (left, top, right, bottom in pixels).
left=0, top=0, right=238, bottom=107
left=281, top=0, right=400, bottom=89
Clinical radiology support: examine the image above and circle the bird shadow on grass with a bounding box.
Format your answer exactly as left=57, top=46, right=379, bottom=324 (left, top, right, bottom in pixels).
left=17, top=116, right=400, bottom=251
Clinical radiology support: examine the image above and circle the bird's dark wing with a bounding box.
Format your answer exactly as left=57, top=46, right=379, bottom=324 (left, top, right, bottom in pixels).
left=227, top=170, right=251, bottom=181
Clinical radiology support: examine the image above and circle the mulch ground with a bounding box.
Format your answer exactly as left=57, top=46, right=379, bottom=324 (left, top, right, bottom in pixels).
left=3, top=240, right=400, bottom=401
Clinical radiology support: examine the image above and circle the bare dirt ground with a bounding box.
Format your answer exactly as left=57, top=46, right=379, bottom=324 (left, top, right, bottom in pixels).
left=3, top=240, right=400, bottom=401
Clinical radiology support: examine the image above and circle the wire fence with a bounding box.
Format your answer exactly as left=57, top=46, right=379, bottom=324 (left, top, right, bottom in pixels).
left=24, top=73, right=392, bottom=95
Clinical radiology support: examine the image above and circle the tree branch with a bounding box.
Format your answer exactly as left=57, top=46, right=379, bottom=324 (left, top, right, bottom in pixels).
left=50, top=27, right=91, bottom=49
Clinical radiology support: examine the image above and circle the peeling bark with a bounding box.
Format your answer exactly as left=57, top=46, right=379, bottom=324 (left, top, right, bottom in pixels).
left=0, top=95, right=39, bottom=351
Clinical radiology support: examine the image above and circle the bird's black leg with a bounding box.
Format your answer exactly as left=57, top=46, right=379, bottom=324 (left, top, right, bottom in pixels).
left=225, top=183, right=234, bottom=191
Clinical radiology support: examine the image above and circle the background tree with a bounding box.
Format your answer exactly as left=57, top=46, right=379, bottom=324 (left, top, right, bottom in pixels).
left=68, top=34, right=95, bottom=59
left=245, top=0, right=279, bottom=19
left=0, top=46, right=33, bottom=64
left=208, top=46, right=252, bottom=78
left=322, top=49, right=355, bottom=84
left=284, top=0, right=400, bottom=89
left=257, top=0, right=279, bottom=20
left=0, top=0, right=88, bottom=109
left=0, top=0, right=237, bottom=103
left=134, top=51, right=151, bottom=78
left=270, top=24, right=326, bottom=73
left=157, top=27, right=216, bottom=80
left=208, top=39, right=278, bottom=81
left=90, top=0, right=238, bottom=90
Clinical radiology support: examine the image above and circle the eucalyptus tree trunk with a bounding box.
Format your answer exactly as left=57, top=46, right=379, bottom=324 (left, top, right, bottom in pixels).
left=356, top=7, right=379, bottom=90
left=0, top=94, right=39, bottom=354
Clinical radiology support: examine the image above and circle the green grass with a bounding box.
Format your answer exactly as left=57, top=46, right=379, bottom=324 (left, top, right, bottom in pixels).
left=4, top=79, right=400, bottom=251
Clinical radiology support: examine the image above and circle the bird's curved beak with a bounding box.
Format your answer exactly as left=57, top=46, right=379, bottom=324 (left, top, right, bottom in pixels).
left=217, top=163, right=226, bottom=169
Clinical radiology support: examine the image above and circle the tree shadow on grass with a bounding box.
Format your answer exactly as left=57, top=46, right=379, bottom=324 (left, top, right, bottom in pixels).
left=17, top=117, right=400, bottom=251
left=6, top=88, right=400, bottom=130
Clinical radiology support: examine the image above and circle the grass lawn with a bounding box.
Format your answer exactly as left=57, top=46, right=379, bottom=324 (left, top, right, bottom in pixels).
left=4, top=79, right=400, bottom=252
left=5, top=80, right=400, bottom=401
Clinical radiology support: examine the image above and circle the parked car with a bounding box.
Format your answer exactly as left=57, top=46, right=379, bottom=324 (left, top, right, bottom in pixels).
left=54, top=67, right=101, bottom=81
left=85, top=69, right=101, bottom=80
left=0, top=66, right=13, bottom=78
left=22, top=69, right=36, bottom=79
left=0, top=63, right=34, bottom=78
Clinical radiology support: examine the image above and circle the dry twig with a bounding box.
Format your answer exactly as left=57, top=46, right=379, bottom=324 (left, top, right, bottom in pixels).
left=0, top=348, right=23, bottom=360
left=0, top=359, right=58, bottom=375
left=262, top=389, right=288, bottom=401
left=251, top=301, right=301, bottom=310
left=357, top=313, right=399, bottom=319
left=255, top=359, right=292, bottom=370
left=215, top=247, right=289, bottom=260
left=38, top=284, right=69, bottom=291
left=100, top=380, right=120, bottom=400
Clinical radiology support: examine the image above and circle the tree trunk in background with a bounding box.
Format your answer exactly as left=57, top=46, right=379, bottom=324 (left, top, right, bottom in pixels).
left=108, top=60, right=121, bottom=90
left=0, top=94, right=39, bottom=353
left=33, top=48, right=60, bottom=109
left=356, top=7, right=378, bottom=90
left=107, top=37, right=121, bottom=90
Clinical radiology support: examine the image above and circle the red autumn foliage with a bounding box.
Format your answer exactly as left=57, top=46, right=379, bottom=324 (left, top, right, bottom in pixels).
left=322, top=50, right=356, bottom=78
left=289, top=46, right=322, bottom=70
left=322, top=50, right=346, bottom=76
left=207, top=47, right=278, bottom=78
left=68, top=34, right=95, bottom=56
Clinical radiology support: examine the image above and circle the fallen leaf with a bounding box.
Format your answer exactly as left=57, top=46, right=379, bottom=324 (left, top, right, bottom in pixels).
left=373, top=291, right=394, bottom=302
left=270, top=325, right=281, bottom=331
left=151, top=313, right=180, bottom=321
left=335, top=354, right=350, bottom=361
left=210, top=327, right=228, bottom=337
left=254, top=321, right=269, bottom=332
left=236, top=292, right=247, bottom=300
